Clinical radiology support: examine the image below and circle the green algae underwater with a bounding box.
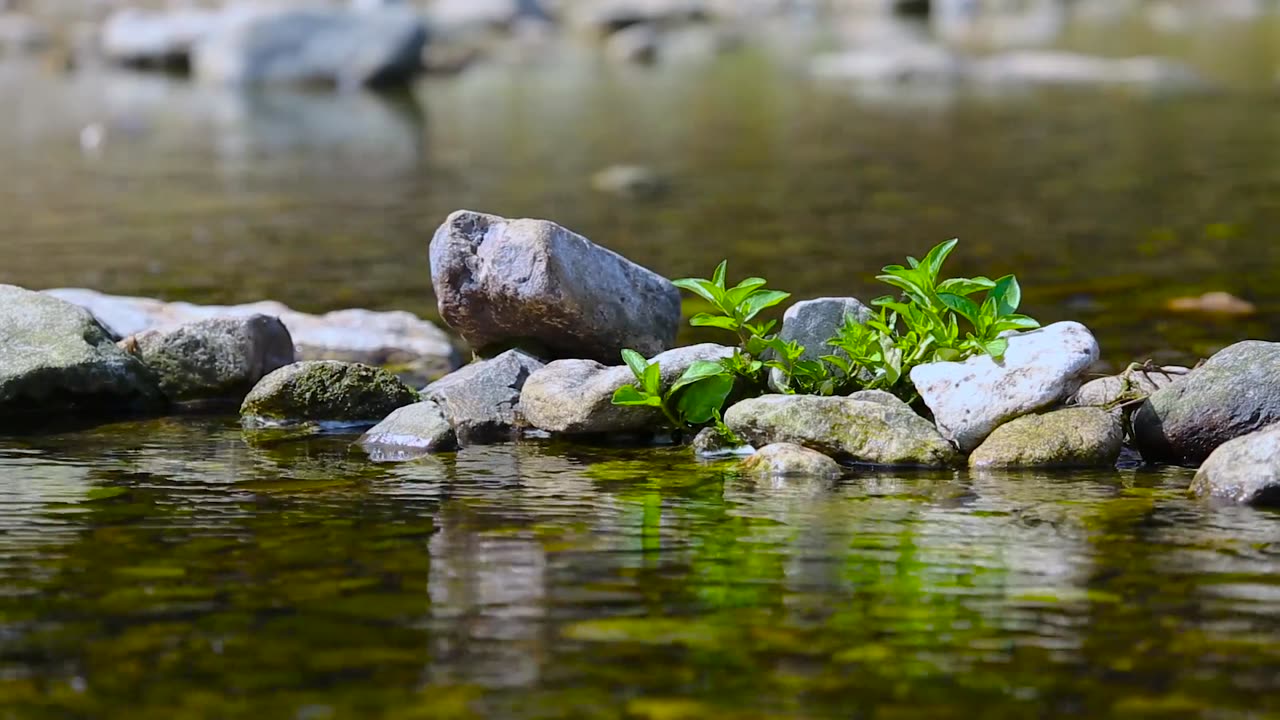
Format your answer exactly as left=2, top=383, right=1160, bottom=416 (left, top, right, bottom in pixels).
left=3, top=417, right=1280, bottom=719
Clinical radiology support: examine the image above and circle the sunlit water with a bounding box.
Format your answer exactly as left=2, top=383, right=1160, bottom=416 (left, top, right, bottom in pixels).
left=3, top=9, right=1280, bottom=718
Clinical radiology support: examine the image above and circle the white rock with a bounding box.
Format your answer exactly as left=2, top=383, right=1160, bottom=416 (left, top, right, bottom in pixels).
left=909, top=321, right=1099, bottom=453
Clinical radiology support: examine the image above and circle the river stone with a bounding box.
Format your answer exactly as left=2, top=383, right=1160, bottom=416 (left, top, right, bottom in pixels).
left=0, top=285, right=163, bottom=421
left=1189, top=424, right=1280, bottom=506
left=422, top=349, right=545, bottom=443
left=194, top=6, right=427, bottom=88
left=740, top=443, right=842, bottom=479
left=122, top=315, right=294, bottom=405
left=430, top=210, right=682, bottom=363
left=910, top=322, right=1099, bottom=453
left=101, top=8, right=221, bottom=69
left=1070, top=363, right=1189, bottom=413
left=1133, top=341, right=1280, bottom=467
left=43, top=289, right=460, bottom=385
left=847, top=389, right=910, bottom=409
left=768, top=297, right=872, bottom=392
left=240, top=360, right=418, bottom=426
left=723, top=395, right=958, bottom=468
left=968, top=407, right=1123, bottom=469
left=358, top=401, right=458, bottom=461
left=520, top=344, right=732, bottom=434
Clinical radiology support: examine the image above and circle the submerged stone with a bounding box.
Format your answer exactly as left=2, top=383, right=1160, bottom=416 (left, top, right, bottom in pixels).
left=740, top=443, right=842, bottom=479
left=1133, top=341, right=1280, bottom=467
left=910, top=322, right=1099, bottom=453
left=723, top=394, right=958, bottom=468
left=0, top=285, right=163, bottom=422
left=1189, top=424, right=1280, bottom=506
left=422, top=349, right=545, bottom=444
left=968, top=407, right=1123, bottom=469
left=429, top=210, right=681, bottom=363
left=240, top=360, right=418, bottom=426
left=122, top=315, right=294, bottom=406
left=358, top=401, right=458, bottom=461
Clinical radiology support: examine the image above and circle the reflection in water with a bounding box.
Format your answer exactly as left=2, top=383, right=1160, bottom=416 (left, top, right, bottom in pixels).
left=3, top=419, right=1280, bottom=716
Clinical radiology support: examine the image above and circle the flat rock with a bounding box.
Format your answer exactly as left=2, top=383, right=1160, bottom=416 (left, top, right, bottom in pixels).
left=122, top=315, right=294, bottom=406
left=1189, top=424, right=1280, bottom=506
left=43, top=289, right=460, bottom=385
left=769, top=297, right=871, bottom=392
left=740, top=443, right=842, bottom=479
left=240, top=360, right=419, bottom=426
left=422, top=349, right=545, bottom=443
left=968, top=407, right=1123, bottom=469
left=0, top=285, right=163, bottom=422
left=358, top=401, right=458, bottom=461
left=520, top=344, right=732, bottom=434
left=1133, top=341, right=1280, bottom=466
left=723, top=394, right=958, bottom=468
left=910, top=321, right=1099, bottom=453
left=430, top=210, right=681, bottom=363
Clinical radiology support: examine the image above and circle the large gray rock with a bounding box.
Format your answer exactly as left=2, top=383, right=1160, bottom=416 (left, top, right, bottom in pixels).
left=910, top=322, right=1099, bottom=453
left=1070, top=363, right=1189, bottom=413
left=194, top=6, right=427, bottom=88
left=422, top=349, right=545, bottom=443
left=723, top=394, right=958, bottom=468
left=240, top=360, right=418, bottom=426
left=769, top=297, right=871, bottom=392
left=1189, top=424, right=1280, bottom=506
left=122, top=316, right=294, bottom=406
left=740, top=443, right=842, bottom=479
left=968, top=407, right=1123, bottom=469
left=358, top=401, right=458, bottom=461
left=430, top=210, right=681, bottom=363
left=44, top=289, right=460, bottom=385
left=0, top=285, right=162, bottom=421
left=101, top=8, right=221, bottom=69
left=520, top=344, right=732, bottom=434
left=1133, top=341, right=1280, bottom=467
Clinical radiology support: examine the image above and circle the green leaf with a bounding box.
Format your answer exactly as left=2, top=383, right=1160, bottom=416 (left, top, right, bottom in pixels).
left=991, top=275, right=1021, bottom=317
left=937, top=277, right=996, bottom=296
left=875, top=273, right=929, bottom=304
left=982, top=337, right=1009, bottom=359
left=742, top=290, right=790, bottom=321
left=725, top=277, right=768, bottom=307
left=992, top=315, right=1041, bottom=333
left=921, top=238, right=958, bottom=283
left=612, top=385, right=660, bottom=407
left=690, top=313, right=740, bottom=331
left=643, top=362, right=662, bottom=395
left=675, top=374, right=734, bottom=425
left=669, top=360, right=729, bottom=395
left=672, top=278, right=725, bottom=308
left=712, top=260, right=727, bottom=289
left=620, top=349, right=648, bottom=383
left=937, top=292, right=980, bottom=325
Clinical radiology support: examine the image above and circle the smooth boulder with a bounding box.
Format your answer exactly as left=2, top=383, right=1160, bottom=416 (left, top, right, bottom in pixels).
left=1189, top=424, right=1280, bottom=506
left=520, top=344, right=732, bottom=434
left=740, top=443, right=842, bottom=479
left=358, top=401, right=458, bottom=461
left=910, top=322, right=1099, bottom=453
left=723, top=395, right=958, bottom=468
left=0, top=286, right=163, bottom=421
left=422, top=349, right=545, bottom=443
left=194, top=6, right=427, bottom=88
left=1133, top=341, right=1280, bottom=466
left=430, top=210, right=681, bottom=363
left=769, top=297, right=872, bottom=392
left=240, top=361, right=418, bottom=426
left=122, top=315, right=294, bottom=405
left=968, top=407, right=1123, bottom=469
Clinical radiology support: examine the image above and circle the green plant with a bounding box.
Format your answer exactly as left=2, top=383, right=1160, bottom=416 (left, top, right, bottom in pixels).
left=673, top=261, right=789, bottom=349
left=611, top=350, right=735, bottom=431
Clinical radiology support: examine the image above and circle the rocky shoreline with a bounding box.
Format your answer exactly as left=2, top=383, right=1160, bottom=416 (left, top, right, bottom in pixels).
left=2, top=208, right=1277, bottom=506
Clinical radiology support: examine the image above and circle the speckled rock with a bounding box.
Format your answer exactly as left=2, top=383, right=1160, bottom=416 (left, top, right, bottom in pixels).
left=847, top=389, right=911, bottom=409
left=422, top=349, right=545, bottom=443
left=769, top=297, right=872, bottom=392
left=240, top=361, right=418, bottom=426
left=520, top=344, right=732, bottom=434
left=740, top=443, right=842, bottom=479
left=968, top=407, right=1123, bottom=469
left=122, top=315, right=294, bottom=405
left=723, top=394, right=958, bottom=467
left=358, top=401, right=458, bottom=461
left=1133, top=341, right=1280, bottom=467
left=0, top=285, right=163, bottom=421
left=1189, top=424, right=1280, bottom=506
left=430, top=210, right=681, bottom=363
left=910, top=322, right=1099, bottom=453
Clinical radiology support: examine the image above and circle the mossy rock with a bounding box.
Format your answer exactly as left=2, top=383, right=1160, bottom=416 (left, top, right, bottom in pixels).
left=240, top=360, right=418, bottom=426
left=969, top=407, right=1123, bottom=469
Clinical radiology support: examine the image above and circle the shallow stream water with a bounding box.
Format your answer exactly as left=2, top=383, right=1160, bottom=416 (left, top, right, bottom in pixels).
left=3, top=9, right=1280, bottom=719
